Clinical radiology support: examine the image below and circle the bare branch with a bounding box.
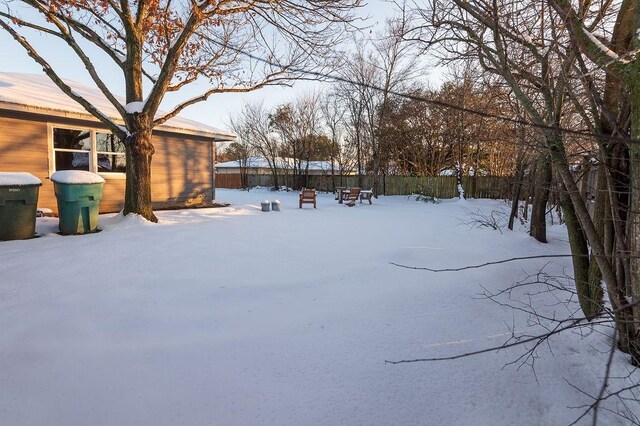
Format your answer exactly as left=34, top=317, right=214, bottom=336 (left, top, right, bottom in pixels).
left=0, top=18, right=125, bottom=137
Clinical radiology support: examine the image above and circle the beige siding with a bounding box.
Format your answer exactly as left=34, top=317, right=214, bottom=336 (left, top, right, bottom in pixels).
left=0, top=110, right=215, bottom=214
left=151, top=133, right=214, bottom=208
left=100, top=178, right=126, bottom=213
left=0, top=115, right=55, bottom=209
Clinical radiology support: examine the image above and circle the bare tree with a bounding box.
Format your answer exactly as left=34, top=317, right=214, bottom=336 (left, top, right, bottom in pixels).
left=369, top=7, right=420, bottom=196
left=336, top=46, right=378, bottom=186
left=231, top=102, right=281, bottom=189
left=320, top=91, right=348, bottom=191
left=270, top=93, right=322, bottom=189
left=549, top=0, right=640, bottom=362
left=0, top=0, right=357, bottom=221
left=411, top=0, right=623, bottom=343
left=220, top=142, right=252, bottom=189
left=507, top=105, right=535, bottom=231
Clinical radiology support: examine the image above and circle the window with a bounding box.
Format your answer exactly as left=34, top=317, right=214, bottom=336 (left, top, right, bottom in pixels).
left=52, top=128, right=91, bottom=171
left=96, top=132, right=126, bottom=173
left=50, top=126, right=126, bottom=176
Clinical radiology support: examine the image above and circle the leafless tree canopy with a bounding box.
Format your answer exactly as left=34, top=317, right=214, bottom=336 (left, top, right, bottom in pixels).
left=0, top=0, right=358, bottom=220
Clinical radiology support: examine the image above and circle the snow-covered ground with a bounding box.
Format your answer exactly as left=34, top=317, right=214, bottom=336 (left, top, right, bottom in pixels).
left=1, top=189, right=637, bottom=425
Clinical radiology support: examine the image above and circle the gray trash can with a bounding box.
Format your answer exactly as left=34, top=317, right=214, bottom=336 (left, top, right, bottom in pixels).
left=271, top=200, right=281, bottom=212
left=261, top=200, right=270, bottom=212
left=0, top=172, right=42, bottom=241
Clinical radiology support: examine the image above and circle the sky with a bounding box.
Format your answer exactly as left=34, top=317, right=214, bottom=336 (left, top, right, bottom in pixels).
left=0, top=1, right=445, bottom=130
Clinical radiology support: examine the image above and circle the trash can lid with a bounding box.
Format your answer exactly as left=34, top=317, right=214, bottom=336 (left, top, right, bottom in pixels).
left=51, top=170, right=105, bottom=184
left=0, top=172, right=42, bottom=186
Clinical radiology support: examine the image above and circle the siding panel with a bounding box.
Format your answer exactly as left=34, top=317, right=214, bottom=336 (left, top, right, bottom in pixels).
left=1, top=111, right=215, bottom=214
left=151, top=133, right=213, bottom=205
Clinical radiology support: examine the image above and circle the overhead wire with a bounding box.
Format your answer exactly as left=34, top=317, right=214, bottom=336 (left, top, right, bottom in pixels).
left=203, top=36, right=635, bottom=145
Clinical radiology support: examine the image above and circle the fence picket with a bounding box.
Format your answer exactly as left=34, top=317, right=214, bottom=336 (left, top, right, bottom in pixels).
left=216, top=173, right=517, bottom=200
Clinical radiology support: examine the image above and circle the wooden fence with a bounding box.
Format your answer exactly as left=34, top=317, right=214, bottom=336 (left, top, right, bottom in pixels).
left=217, top=172, right=516, bottom=199
left=216, top=174, right=242, bottom=189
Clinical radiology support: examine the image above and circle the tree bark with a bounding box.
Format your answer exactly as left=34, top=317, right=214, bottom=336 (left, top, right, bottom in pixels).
left=472, top=142, right=480, bottom=198
left=508, top=158, right=526, bottom=230
left=559, top=183, right=603, bottom=319
left=372, top=151, right=380, bottom=195
left=508, top=178, right=522, bottom=231
left=456, top=163, right=465, bottom=199
left=627, top=81, right=640, bottom=363
left=530, top=156, right=552, bottom=243
left=586, top=165, right=608, bottom=313
left=548, top=135, right=634, bottom=356
left=124, top=127, right=157, bottom=222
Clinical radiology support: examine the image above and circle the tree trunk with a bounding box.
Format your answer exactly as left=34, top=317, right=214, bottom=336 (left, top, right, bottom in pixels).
left=530, top=156, right=552, bottom=243
left=546, top=0, right=638, bottom=362
left=626, top=80, right=640, bottom=363
left=456, top=164, right=465, bottom=199
left=508, top=179, right=522, bottom=231
left=372, top=151, right=380, bottom=196
left=472, top=142, right=480, bottom=198
left=523, top=163, right=535, bottom=222
left=547, top=135, right=634, bottom=357
left=508, top=157, right=526, bottom=230
left=124, top=129, right=157, bottom=222
left=241, top=165, right=248, bottom=189
left=559, top=185, right=603, bottom=319
left=586, top=165, right=608, bottom=317
left=604, top=146, right=631, bottom=299
left=356, top=132, right=363, bottom=188
left=330, top=151, right=336, bottom=193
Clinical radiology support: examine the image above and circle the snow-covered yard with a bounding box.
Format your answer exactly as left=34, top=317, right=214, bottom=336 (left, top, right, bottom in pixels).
left=1, top=189, right=637, bottom=425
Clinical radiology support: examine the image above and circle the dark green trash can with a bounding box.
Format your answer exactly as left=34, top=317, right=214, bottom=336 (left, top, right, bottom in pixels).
left=51, top=171, right=105, bottom=235
left=0, top=172, right=42, bottom=241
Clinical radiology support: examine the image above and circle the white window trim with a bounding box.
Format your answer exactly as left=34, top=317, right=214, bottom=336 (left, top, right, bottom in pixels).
left=48, top=123, right=126, bottom=180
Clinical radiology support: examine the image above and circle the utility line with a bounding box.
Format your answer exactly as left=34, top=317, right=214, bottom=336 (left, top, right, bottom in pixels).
left=204, top=36, right=634, bottom=144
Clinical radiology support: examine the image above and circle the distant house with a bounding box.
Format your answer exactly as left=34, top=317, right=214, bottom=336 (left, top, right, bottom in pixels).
left=216, top=156, right=348, bottom=175
left=0, top=72, right=235, bottom=213
left=216, top=156, right=353, bottom=188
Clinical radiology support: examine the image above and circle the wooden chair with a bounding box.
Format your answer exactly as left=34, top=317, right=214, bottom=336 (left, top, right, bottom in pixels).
left=342, top=187, right=361, bottom=206
left=359, top=188, right=373, bottom=204
left=299, top=188, right=317, bottom=208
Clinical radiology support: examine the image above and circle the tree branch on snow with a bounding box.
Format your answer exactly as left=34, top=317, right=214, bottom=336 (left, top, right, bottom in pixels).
left=390, top=254, right=575, bottom=272
left=387, top=264, right=640, bottom=424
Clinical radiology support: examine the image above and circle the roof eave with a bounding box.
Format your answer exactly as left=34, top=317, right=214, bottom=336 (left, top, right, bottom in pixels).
left=0, top=101, right=236, bottom=142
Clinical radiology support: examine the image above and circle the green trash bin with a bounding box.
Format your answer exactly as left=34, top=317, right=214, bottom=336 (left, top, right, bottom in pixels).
left=0, top=172, right=42, bottom=241
left=51, top=171, right=105, bottom=235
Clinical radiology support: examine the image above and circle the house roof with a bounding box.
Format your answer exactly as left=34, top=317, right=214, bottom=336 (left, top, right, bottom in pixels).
left=217, top=156, right=347, bottom=171
left=0, top=72, right=236, bottom=141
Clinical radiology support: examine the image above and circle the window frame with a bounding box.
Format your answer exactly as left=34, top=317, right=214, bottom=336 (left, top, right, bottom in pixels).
left=95, top=131, right=127, bottom=175
left=48, top=123, right=126, bottom=179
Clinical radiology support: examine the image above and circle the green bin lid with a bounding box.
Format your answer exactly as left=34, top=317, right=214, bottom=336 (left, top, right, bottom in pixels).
left=51, top=170, right=105, bottom=184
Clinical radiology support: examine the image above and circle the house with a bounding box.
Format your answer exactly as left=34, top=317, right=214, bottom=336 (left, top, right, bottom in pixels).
left=0, top=72, right=236, bottom=213
left=216, top=156, right=349, bottom=175
left=216, top=156, right=353, bottom=188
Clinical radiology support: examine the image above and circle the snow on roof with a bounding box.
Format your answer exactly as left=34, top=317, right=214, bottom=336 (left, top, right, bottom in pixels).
left=0, top=172, right=42, bottom=186
left=0, top=72, right=236, bottom=141
left=217, top=156, right=347, bottom=171
left=51, top=170, right=106, bottom=185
